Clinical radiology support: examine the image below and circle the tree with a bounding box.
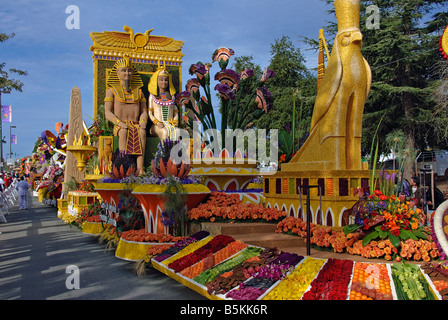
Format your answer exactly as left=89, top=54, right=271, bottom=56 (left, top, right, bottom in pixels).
left=255, top=36, right=317, bottom=146
left=433, top=60, right=448, bottom=142
left=316, top=0, right=448, bottom=180
left=0, top=32, right=27, bottom=163
left=0, top=33, right=28, bottom=92
left=360, top=0, right=448, bottom=180
left=226, top=55, right=263, bottom=129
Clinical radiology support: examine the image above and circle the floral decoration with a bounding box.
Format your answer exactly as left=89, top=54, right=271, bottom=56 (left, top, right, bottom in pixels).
left=188, top=191, right=286, bottom=223
left=301, top=258, right=353, bottom=300
left=180, top=48, right=274, bottom=151
left=277, top=215, right=440, bottom=262
left=344, top=190, right=429, bottom=248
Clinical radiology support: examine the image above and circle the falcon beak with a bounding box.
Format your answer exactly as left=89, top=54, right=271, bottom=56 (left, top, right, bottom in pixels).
left=351, top=31, right=363, bottom=44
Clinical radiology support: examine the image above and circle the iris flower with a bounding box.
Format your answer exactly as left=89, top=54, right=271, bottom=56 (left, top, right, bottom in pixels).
left=214, top=83, right=236, bottom=100
left=189, top=62, right=208, bottom=80
left=214, top=69, right=240, bottom=88
left=261, top=68, right=275, bottom=82
left=255, top=87, right=273, bottom=112
left=212, top=47, right=234, bottom=69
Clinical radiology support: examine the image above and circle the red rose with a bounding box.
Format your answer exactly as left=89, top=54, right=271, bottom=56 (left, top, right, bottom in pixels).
left=363, top=218, right=370, bottom=230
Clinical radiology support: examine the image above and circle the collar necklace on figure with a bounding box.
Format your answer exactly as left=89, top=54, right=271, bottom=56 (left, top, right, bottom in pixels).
left=151, top=94, right=174, bottom=106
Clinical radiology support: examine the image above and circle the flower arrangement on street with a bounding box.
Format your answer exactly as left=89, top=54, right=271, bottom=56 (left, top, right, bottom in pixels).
left=349, top=262, right=393, bottom=300
left=262, top=257, right=325, bottom=300
left=277, top=215, right=440, bottom=261
left=147, top=228, right=446, bottom=300
left=38, top=164, right=65, bottom=200
left=343, top=189, right=428, bottom=248
left=188, top=191, right=286, bottom=223
left=120, top=229, right=185, bottom=243
left=301, top=258, right=353, bottom=300
left=75, top=201, right=102, bottom=226
left=391, top=262, right=435, bottom=300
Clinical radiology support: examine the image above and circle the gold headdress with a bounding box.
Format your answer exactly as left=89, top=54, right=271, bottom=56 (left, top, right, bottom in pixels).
left=148, top=64, right=176, bottom=97
left=106, top=55, right=144, bottom=102
left=335, top=0, right=361, bottom=32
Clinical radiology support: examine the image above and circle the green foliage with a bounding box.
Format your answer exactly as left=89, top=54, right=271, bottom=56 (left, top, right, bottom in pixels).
left=0, top=33, right=28, bottom=92
left=116, top=192, right=144, bottom=233
left=359, top=0, right=448, bottom=160
left=254, top=36, right=317, bottom=140
left=160, top=175, right=187, bottom=237
left=313, top=1, right=448, bottom=178
left=64, top=176, right=78, bottom=192
left=278, top=129, right=294, bottom=161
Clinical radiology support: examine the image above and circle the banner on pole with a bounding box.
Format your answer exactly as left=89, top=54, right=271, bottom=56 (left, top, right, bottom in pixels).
left=11, top=134, right=17, bottom=145
left=2, top=105, right=11, bottom=122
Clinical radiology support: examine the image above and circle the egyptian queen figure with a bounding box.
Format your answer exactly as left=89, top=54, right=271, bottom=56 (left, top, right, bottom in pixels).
left=148, top=67, right=179, bottom=141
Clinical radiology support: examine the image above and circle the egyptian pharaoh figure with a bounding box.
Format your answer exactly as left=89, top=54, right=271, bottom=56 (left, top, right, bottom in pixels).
left=104, top=56, right=148, bottom=173
left=284, top=0, right=371, bottom=171
left=148, top=67, right=179, bottom=141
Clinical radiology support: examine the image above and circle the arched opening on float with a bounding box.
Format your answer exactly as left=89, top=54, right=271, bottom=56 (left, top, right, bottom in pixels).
left=325, top=208, right=334, bottom=226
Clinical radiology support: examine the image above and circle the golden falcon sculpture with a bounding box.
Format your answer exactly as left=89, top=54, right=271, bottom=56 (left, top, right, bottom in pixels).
left=285, top=0, right=371, bottom=171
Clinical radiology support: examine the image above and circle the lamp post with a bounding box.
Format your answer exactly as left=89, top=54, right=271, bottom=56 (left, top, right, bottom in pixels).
left=10, top=125, right=16, bottom=161
left=0, top=90, right=11, bottom=169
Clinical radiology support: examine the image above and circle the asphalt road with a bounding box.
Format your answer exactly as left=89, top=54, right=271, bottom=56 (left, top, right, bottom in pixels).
left=0, top=192, right=206, bottom=300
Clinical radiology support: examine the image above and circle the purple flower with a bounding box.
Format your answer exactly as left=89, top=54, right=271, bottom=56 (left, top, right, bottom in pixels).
left=212, top=47, right=235, bottom=69
left=189, top=62, right=208, bottom=79
left=240, top=69, right=254, bottom=81
left=39, top=153, right=46, bottom=164
left=255, top=87, right=273, bottom=112
left=261, top=68, right=275, bottom=82
left=214, top=69, right=240, bottom=88
left=214, top=83, right=236, bottom=100
left=175, top=91, right=191, bottom=107
left=185, top=78, right=200, bottom=94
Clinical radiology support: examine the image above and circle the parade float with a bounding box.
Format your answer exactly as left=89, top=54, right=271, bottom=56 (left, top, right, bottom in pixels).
left=41, top=0, right=448, bottom=300
left=32, top=124, right=67, bottom=206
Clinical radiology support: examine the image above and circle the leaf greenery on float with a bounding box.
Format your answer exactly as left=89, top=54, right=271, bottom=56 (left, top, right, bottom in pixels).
left=343, top=223, right=362, bottom=235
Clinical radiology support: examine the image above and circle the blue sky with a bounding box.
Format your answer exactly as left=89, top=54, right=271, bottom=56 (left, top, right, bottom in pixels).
left=0, top=0, right=334, bottom=160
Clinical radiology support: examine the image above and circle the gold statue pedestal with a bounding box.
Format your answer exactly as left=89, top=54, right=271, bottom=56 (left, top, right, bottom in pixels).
left=262, top=168, right=370, bottom=227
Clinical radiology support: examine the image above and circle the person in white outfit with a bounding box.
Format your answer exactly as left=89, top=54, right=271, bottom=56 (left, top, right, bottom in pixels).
left=16, top=176, right=29, bottom=210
